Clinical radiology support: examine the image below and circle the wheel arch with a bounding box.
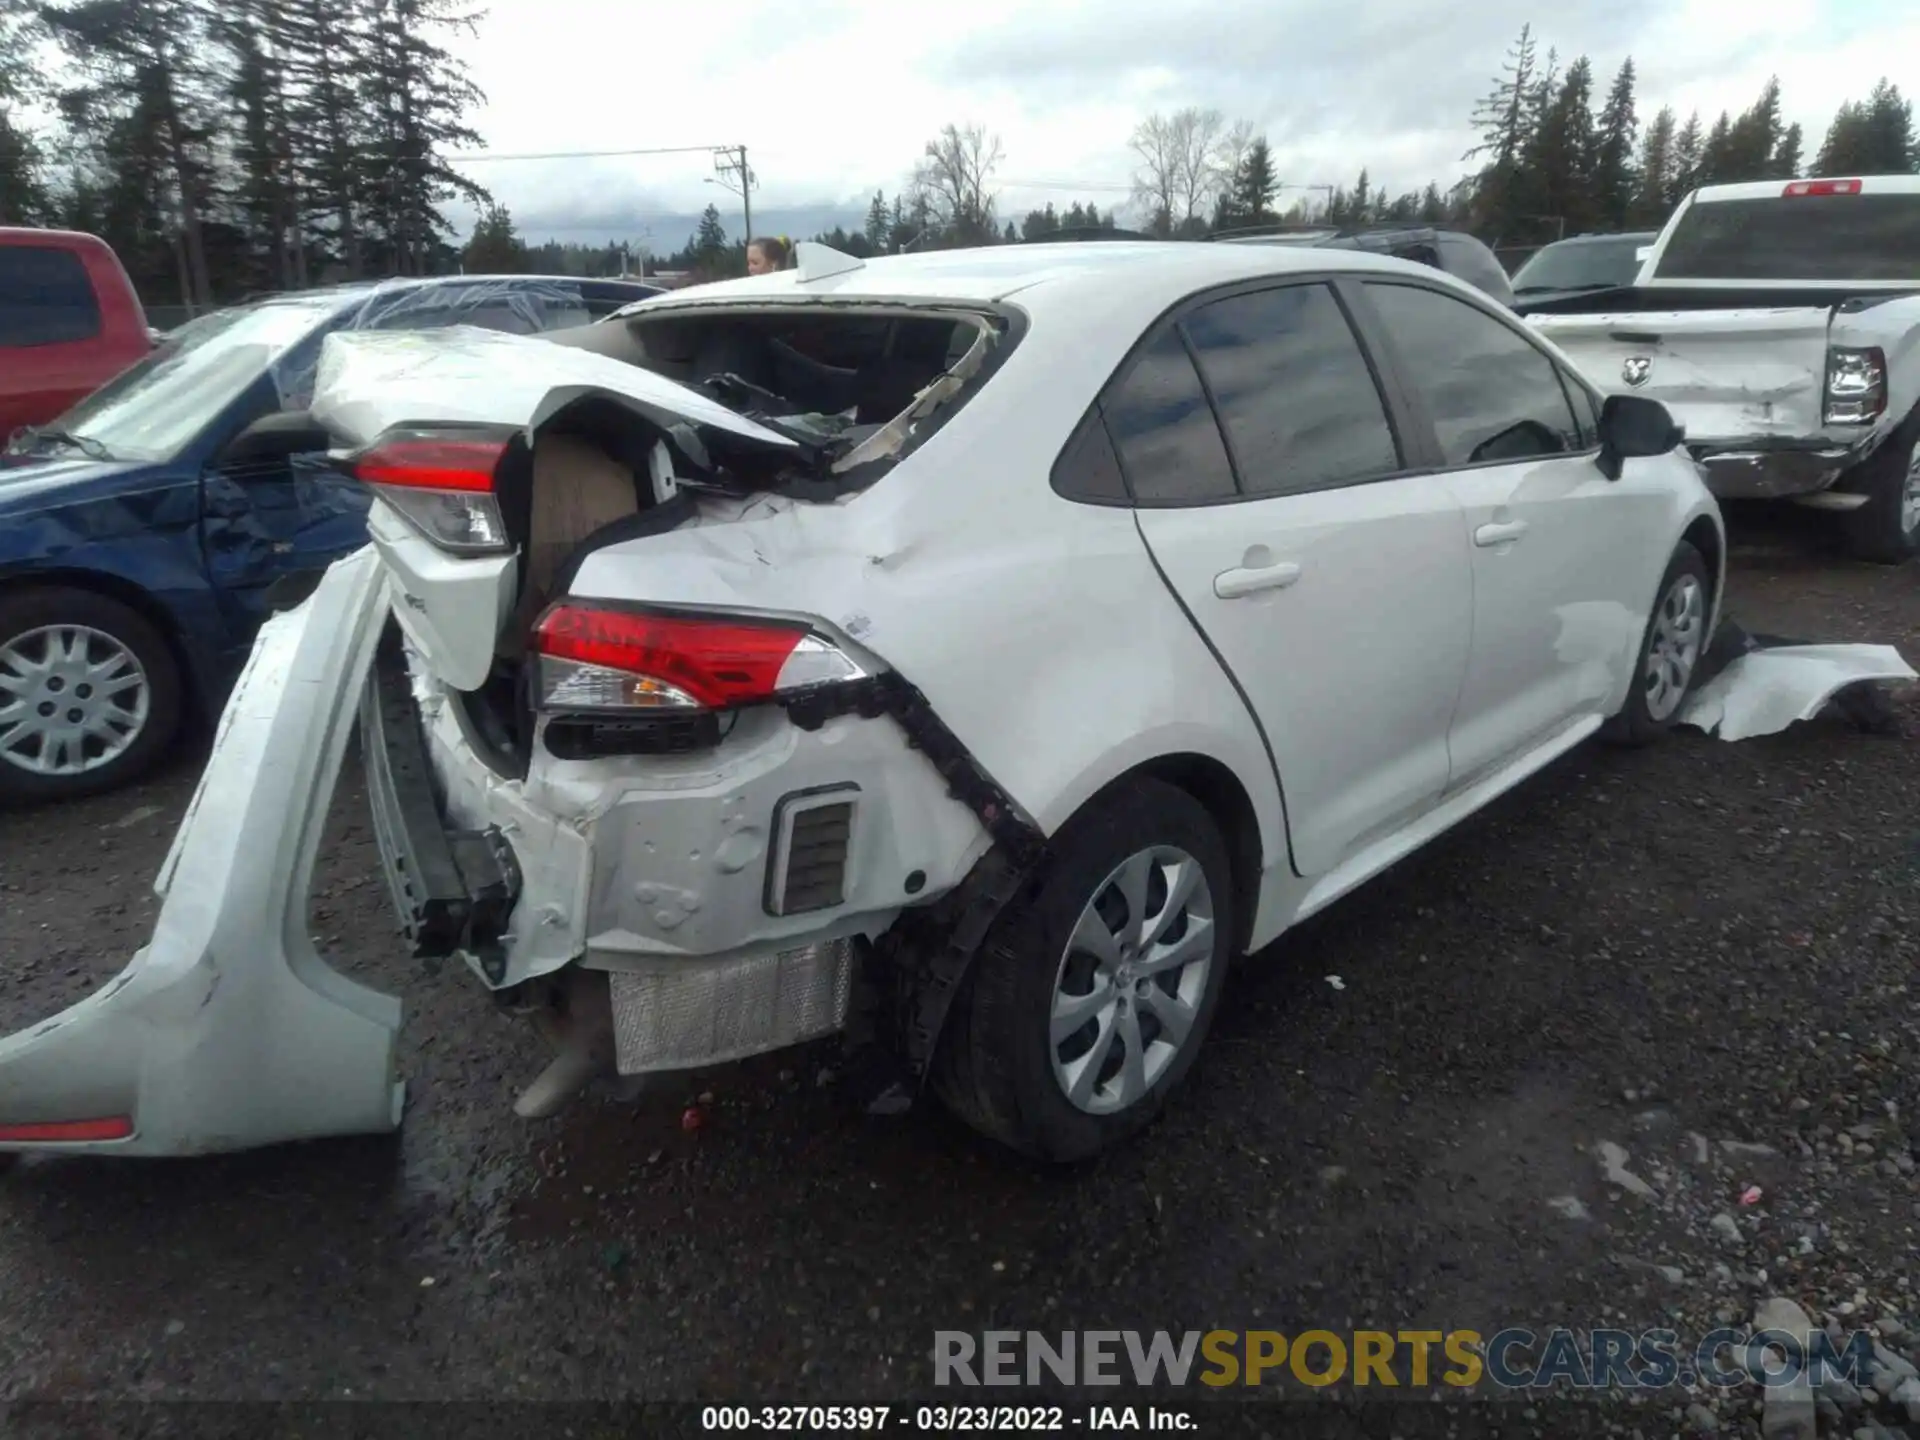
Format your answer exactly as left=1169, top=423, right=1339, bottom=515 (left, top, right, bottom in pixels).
left=1679, top=512, right=1726, bottom=630
left=1079, top=751, right=1266, bottom=957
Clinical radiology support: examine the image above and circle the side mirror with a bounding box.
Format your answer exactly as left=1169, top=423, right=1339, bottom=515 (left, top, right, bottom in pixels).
left=1595, top=393, right=1684, bottom=480
left=218, top=409, right=334, bottom=469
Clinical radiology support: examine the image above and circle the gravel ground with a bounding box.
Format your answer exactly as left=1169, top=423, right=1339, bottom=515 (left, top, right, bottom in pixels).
left=1, top=510, right=1917, bottom=1435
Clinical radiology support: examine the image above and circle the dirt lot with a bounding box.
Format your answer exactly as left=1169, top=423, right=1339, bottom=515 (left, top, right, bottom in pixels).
left=1, top=510, right=1917, bottom=1433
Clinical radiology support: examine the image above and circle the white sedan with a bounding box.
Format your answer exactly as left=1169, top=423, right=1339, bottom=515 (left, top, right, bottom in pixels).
left=0, top=240, right=1724, bottom=1163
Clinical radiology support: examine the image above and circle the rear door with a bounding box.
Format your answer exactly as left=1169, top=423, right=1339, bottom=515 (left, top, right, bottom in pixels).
left=1125, top=279, right=1475, bottom=876
left=1353, top=279, right=1668, bottom=786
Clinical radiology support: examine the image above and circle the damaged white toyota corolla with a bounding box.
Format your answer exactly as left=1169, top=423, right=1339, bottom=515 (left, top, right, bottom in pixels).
left=0, top=241, right=1727, bottom=1163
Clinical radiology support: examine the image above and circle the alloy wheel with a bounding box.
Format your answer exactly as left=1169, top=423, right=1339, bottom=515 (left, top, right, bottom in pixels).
left=1049, top=845, right=1215, bottom=1116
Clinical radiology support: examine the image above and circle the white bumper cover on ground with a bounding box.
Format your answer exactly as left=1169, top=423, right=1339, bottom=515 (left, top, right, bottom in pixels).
left=0, top=547, right=405, bottom=1156
left=1679, top=644, right=1917, bottom=742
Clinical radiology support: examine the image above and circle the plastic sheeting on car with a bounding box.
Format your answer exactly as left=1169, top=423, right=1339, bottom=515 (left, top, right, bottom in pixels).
left=268, top=277, right=596, bottom=414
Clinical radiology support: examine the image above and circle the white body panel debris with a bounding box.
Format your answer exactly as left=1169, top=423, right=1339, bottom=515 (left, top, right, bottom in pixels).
left=0, top=546, right=404, bottom=1155
left=1680, top=644, right=1916, bottom=741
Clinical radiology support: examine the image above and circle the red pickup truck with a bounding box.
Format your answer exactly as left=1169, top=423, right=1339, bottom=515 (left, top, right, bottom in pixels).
left=0, top=227, right=152, bottom=438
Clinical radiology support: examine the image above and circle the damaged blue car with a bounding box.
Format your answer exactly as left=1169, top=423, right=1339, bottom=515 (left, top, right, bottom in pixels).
left=0, top=273, right=661, bottom=803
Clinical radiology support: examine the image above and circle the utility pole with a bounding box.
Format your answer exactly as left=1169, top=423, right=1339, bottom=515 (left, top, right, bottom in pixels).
left=711, top=145, right=755, bottom=245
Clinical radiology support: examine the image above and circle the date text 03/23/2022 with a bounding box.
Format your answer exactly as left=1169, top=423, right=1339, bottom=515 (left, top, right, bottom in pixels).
left=700, top=1406, right=1195, bottom=1432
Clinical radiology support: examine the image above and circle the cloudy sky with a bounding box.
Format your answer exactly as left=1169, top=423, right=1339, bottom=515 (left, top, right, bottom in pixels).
left=449, top=0, right=1918, bottom=245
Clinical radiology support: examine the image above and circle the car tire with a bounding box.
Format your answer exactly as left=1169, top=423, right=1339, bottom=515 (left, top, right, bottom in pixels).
left=932, top=776, right=1235, bottom=1162
left=1838, top=413, right=1920, bottom=566
left=0, top=587, right=184, bottom=804
left=1601, top=541, right=1712, bottom=748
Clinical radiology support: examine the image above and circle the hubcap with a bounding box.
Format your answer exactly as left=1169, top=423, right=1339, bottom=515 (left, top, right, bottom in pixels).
left=1901, top=446, right=1920, bottom=539
left=1049, top=845, right=1215, bottom=1116
left=0, top=624, right=151, bottom=777
left=1643, top=572, right=1705, bottom=723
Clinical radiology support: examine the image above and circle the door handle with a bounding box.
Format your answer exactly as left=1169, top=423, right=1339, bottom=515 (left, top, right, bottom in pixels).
left=1214, top=561, right=1302, bottom=599
left=1474, top=519, right=1529, bottom=548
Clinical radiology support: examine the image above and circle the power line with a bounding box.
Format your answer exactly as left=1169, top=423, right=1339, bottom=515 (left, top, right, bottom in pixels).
left=448, top=144, right=746, bottom=163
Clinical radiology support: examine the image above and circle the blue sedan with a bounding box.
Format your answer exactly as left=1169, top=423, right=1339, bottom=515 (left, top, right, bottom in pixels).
left=0, top=273, right=661, bottom=802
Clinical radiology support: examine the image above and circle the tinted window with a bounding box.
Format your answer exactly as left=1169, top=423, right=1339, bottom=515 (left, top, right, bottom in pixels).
left=0, top=245, right=103, bottom=348
left=1657, top=194, right=1920, bottom=282
left=1051, top=409, right=1130, bottom=503
left=1365, top=282, right=1584, bottom=466
left=1183, top=284, right=1400, bottom=495
left=1511, top=237, right=1648, bottom=294
left=1103, top=323, right=1237, bottom=504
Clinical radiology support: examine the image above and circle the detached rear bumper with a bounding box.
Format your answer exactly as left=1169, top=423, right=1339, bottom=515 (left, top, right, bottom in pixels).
left=0, top=547, right=405, bottom=1157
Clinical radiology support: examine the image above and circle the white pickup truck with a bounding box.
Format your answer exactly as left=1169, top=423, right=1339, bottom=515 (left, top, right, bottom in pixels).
left=1527, top=175, right=1920, bottom=563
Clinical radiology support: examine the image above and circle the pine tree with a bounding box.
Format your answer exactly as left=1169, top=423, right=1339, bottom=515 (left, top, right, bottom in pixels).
left=1673, top=110, right=1705, bottom=195
left=275, top=0, right=379, bottom=279
left=1861, top=79, right=1916, bottom=171
left=1697, top=112, right=1732, bottom=185
left=358, top=0, right=490, bottom=276
left=1464, top=24, right=1539, bottom=235
left=1224, top=137, right=1278, bottom=225
left=1592, top=58, right=1638, bottom=230
left=462, top=202, right=525, bottom=272
left=1419, top=181, right=1445, bottom=222
left=0, top=0, right=48, bottom=224
left=1523, top=55, right=1596, bottom=237
left=1633, top=105, right=1677, bottom=224
left=694, top=203, right=728, bottom=260
left=1022, top=202, right=1059, bottom=241
left=1719, top=77, right=1784, bottom=181
left=1816, top=101, right=1871, bottom=176
left=40, top=0, right=223, bottom=305
left=863, top=191, right=889, bottom=252
left=217, top=0, right=311, bottom=290
left=1771, top=123, right=1804, bottom=180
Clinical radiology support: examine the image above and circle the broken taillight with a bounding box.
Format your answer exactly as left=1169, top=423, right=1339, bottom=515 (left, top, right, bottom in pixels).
left=1825, top=345, right=1888, bottom=424
left=531, top=603, right=868, bottom=716
left=1783, top=178, right=1862, bottom=197
left=352, top=425, right=513, bottom=554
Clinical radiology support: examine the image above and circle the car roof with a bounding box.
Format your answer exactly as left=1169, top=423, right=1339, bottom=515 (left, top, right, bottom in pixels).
left=622, top=241, right=1465, bottom=321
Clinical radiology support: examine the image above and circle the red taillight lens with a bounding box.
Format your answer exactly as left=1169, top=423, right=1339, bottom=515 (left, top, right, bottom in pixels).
left=353, top=427, right=512, bottom=553
left=532, top=603, right=867, bottom=713
left=355, top=434, right=506, bottom=492
left=1783, top=178, right=1861, bottom=197
left=0, top=1116, right=134, bottom=1143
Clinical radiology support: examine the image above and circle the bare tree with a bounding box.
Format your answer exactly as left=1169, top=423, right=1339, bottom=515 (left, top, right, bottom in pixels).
left=1212, top=120, right=1259, bottom=190
left=911, top=122, right=1003, bottom=245
left=1128, top=112, right=1182, bottom=234
left=1129, top=107, right=1233, bottom=234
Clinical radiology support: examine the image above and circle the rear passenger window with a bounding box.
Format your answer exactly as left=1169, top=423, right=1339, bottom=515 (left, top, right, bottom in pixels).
left=1103, top=323, right=1238, bottom=504
left=0, top=246, right=103, bottom=348
left=1183, top=284, right=1401, bottom=496
left=1363, top=282, right=1583, bottom=466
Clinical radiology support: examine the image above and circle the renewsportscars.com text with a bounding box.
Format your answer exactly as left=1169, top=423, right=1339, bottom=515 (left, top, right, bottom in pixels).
left=934, top=1328, right=1874, bottom=1390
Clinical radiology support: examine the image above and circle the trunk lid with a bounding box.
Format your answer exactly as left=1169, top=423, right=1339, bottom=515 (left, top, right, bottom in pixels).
left=310, top=325, right=804, bottom=691
left=1531, top=305, right=1835, bottom=444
